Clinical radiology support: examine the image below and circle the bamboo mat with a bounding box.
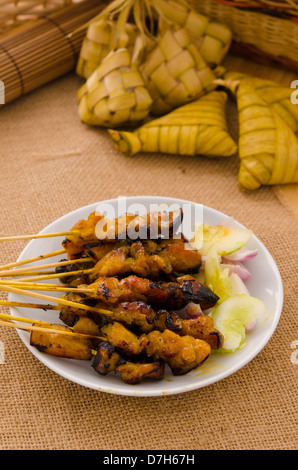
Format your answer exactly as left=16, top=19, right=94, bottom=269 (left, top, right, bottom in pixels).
left=0, top=54, right=297, bottom=450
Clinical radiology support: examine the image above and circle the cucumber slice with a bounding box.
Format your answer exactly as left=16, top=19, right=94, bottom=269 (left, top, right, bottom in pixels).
left=204, top=246, right=232, bottom=304
left=193, top=223, right=253, bottom=256
left=212, top=294, right=266, bottom=351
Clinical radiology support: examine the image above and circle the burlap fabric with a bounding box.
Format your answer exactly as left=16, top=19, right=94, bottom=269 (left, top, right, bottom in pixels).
left=0, top=66, right=297, bottom=450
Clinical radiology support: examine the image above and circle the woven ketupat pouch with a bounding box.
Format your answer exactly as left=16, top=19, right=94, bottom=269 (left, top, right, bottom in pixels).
left=108, top=90, right=237, bottom=157
left=236, top=83, right=298, bottom=190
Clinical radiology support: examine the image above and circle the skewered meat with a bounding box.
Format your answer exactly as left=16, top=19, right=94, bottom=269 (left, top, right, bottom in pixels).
left=90, top=237, right=201, bottom=279
left=92, top=342, right=165, bottom=384
left=63, top=209, right=183, bottom=258
left=56, top=259, right=95, bottom=285
left=117, top=361, right=165, bottom=384
left=59, top=295, right=157, bottom=333
left=140, top=329, right=211, bottom=375
left=101, top=322, right=143, bottom=359
left=92, top=342, right=124, bottom=375
left=88, top=274, right=219, bottom=310
left=59, top=293, right=223, bottom=348
left=30, top=323, right=93, bottom=360
left=154, top=310, right=223, bottom=350
left=100, top=321, right=211, bottom=375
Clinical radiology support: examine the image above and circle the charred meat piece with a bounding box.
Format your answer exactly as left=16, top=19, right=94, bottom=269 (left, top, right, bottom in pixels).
left=62, top=212, right=105, bottom=258
left=100, top=321, right=211, bottom=375
left=59, top=293, right=156, bottom=333
left=117, top=360, right=165, bottom=384
left=92, top=342, right=165, bottom=384
left=140, top=329, right=211, bottom=375
left=154, top=310, right=223, bottom=349
left=90, top=237, right=201, bottom=280
left=147, top=237, right=202, bottom=274
left=56, top=259, right=95, bottom=285
left=101, top=322, right=143, bottom=359
left=88, top=274, right=219, bottom=310
left=58, top=293, right=98, bottom=317
left=180, top=315, right=224, bottom=349
left=177, top=275, right=220, bottom=310
left=83, top=241, right=123, bottom=262
left=59, top=311, right=103, bottom=337
left=153, top=310, right=183, bottom=334
left=59, top=289, right=222, bottom=348
left=63, top=209, right=183, bottom=258
left=92, top=342, right=124, bottom=375
left=30, top=323, right=93, bottom=360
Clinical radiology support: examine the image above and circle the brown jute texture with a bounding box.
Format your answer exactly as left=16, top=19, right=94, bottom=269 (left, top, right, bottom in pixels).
left=0, top=71, right=297, bottom=451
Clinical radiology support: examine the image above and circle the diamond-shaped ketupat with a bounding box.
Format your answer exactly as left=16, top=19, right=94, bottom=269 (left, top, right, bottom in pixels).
left=236, top=82, right=298, bottom=190
left=108, top=91, right=237, bottom=157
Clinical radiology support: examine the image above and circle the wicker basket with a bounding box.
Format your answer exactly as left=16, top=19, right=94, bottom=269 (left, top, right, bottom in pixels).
left=191, top=0, right=298, bottom=71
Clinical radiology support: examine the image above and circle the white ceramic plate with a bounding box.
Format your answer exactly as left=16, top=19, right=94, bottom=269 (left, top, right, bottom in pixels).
left=8, top=197, right=283, bottom=397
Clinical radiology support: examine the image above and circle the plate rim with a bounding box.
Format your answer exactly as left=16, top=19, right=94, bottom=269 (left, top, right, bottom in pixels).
left=9, top=196, right=284, bottom=397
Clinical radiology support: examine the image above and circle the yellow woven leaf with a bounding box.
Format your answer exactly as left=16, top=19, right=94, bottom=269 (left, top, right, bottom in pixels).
left=237, top=83, right=298, bottom=190
left=77, top=48, right=153, bottom=128
left=140, top=27, right=221, bottom=116
left=223, top=71, right=298, bottom=133
left=108, top=90, right=237, bottom=157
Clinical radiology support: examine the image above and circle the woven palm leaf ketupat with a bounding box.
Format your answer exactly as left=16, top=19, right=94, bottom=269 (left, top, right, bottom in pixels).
left=76, top=0, right=232, bottom=82
left=155, top=0, right=232, bottom=67
left=236, top=83, right=298, bottom=190
left=75, top=0, right=232, bottom=125
left=221, top=71, right=298, bottom=133
left=76, top=20, right=139, bottom=79
left=140, top=26, right=221, bottom=116
left=108, top=91, right=237, bottom=157
left=77, top=47, right=153, bottom=127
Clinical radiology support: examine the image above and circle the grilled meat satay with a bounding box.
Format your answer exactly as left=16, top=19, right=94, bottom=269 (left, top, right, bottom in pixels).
left=29, top=324, right=165, bottom=384
left=58, top=236, right=201, bottom=284
left=87, top=274, right=219, bottom=310
left=92, top=342, right=165, bottom=384
left=56, top=259, right=95, bottom=285
left=63, top=209, right=183, bottom=259
left=101, top=322, right=211, bottom=375
left=92, top=341, right=124, bottom=375
left=90, top=237, right=201, bottom=279
left=101, top=322, right=142, bottom=359
left=140, top=329, right=211, bottom=375
left=83, top=241, right=123, bottom=262
left=59, top=292, right=222, bottom=348
left=60, top=296, right=156, bottom=333
left=154, top=310, right=223, bottom=350
left=30, top=323, right=93, bottom=360
left=117, top=361, right=165, bottom=384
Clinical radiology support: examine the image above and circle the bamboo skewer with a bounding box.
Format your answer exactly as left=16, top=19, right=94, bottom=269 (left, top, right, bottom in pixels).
left=0, top=300, right=60, bottom=311
left=0, top=270, right=57, bottom=277
left=0, top=248, right=67, bottom=270
left=0, top=268, right=94, bottom=282
left=0, top=316, right=104, bottom=341
left=0, top=282, right=93, bottom=295
left=0, top=284, right=113, bottom=316
left=0, top=257, right=93, bottom=276
left=0, top=280, right=77, bottom=288
left=0, top=231, right=78, bottom=242
left=0, top=312, right=51, bottom=325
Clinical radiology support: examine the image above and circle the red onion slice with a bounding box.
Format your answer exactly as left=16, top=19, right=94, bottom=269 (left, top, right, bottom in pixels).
left=223, top=247, right=258, bottom=262
left=221, top=262, right=251, bottom=281
left=184, top=302, right=203, bottom=319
